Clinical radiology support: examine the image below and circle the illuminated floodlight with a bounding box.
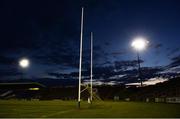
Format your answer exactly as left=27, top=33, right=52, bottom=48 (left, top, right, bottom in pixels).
left=19, top=58, right=30, bottom=68
left=131, top=37, right=149, bottom=87
left=131, top=37, right=149, bottom=51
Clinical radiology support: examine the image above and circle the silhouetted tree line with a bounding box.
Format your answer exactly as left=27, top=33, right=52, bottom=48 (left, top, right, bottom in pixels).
left=0, top=77, right=180, bottom=101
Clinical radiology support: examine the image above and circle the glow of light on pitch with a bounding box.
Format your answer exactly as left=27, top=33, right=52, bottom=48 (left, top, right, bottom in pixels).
left=29, top=88, right=39, bottom=90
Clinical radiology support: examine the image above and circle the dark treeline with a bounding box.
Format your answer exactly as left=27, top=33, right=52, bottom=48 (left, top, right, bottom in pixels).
left=40, top=77, right=180, bottom=101
left=0, top=77, right=180, bottom=101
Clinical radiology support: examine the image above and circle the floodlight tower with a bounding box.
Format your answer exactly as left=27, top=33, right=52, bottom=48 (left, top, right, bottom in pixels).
left=78, top=7, right=84, bottom=109
left=19, top=58, right=30, bottom=79
left=131, top=37, right=148, bottom=87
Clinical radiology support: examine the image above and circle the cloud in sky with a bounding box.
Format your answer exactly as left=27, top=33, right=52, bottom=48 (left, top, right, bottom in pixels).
left=111, top=51, right=127, bottom=56
left=114, top=60, right=144, bottom=70
left=169, top=54, right=180, bottom=67
left=0, top=0, right=180, bottom=84
left=126, top=77, right=168, bottom=86
left=167, top=48, right=180, bottom=57
left=154, top=43, right=163, bottom=49
left=44, top=60, right=163, bottom=84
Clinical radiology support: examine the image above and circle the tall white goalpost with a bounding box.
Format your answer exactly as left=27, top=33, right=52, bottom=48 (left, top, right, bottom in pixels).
left=78, top=7, right=84, bottom=109
left=78, top=7, right=94, bottom=108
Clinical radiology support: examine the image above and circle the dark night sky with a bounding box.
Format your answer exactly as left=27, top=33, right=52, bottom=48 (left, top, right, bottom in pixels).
left=0, top=0, right=180, bottom=84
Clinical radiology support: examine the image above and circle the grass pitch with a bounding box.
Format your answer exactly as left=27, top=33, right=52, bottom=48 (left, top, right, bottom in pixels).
left=0, top=100, right=180, bottom=118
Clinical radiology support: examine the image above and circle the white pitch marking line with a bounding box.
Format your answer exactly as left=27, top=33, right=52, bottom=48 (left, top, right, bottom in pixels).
left=41, top=109, right=74, bottom=118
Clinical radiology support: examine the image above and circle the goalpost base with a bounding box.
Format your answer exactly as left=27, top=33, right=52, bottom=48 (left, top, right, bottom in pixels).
left=77, top=101, right=81, bottom=109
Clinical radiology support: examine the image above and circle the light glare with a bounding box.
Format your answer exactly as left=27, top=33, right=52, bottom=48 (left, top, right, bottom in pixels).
left=131, top=37, right=148, bottom=51
left=19, top=58, right=29, bottom=68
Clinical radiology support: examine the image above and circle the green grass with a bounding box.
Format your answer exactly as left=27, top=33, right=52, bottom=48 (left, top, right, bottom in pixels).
left=0, top=100, right=180, bottom=118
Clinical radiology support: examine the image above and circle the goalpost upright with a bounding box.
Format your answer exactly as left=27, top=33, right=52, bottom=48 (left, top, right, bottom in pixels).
left=78, top=7, right=95, bottom=108
left=90, top=32, right=93, bottom=103
left=78, top=7, right=84, bottom=109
